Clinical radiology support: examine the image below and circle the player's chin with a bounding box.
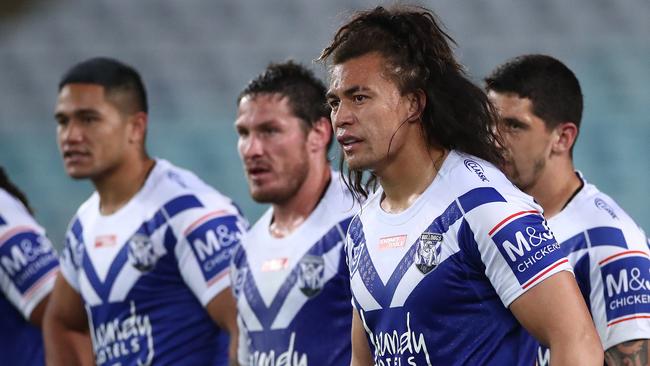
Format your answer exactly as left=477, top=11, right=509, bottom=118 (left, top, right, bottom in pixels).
left=64, top=167, right=93, bottom=180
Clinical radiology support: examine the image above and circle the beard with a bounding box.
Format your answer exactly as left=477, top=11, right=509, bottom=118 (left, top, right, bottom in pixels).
left=508, top=156, right=546, bottom=192
left=249, top=156, right=310, bottom=204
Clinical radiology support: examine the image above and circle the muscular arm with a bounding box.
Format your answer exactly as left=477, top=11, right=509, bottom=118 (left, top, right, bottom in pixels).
left=28, top=294, right=49, bottom=327
left=43, top=274, right=94, bottom=366
left=605, top=339, right=650, bottom=366
left=205, top=288, right=240, bottom=366
left=510, top=271, right=603, bottom=365
left=351, top=309, right=374, bottom=366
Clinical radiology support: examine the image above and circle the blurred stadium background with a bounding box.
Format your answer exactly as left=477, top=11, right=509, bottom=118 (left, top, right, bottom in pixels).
left=0, top=0, right=648, bottom=250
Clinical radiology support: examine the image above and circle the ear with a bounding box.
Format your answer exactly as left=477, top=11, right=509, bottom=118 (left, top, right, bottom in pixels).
left=306, top=117, right=332, bottom=153
left=406, top=89, right=426, bottom=123
left=552, top=122, right=578, bottom=154
left=127, top=111, right=148, bottom=146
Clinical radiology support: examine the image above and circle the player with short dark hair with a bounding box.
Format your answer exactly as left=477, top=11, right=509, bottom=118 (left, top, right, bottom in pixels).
left=232, top=61, right=357, bottom=365
left=0, top=168, right=61, bottom=365
left=320, top=6, right=602, bottom=365
left=486, top=54, right=650, bottom=366
left=43, top=57, right=246, bottom=366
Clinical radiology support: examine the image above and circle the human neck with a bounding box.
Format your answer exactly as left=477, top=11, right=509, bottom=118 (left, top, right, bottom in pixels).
left=525, top=158, right=581, bottom=219
left=94, top=156, right=155, bottom=215
left=378, top=136, right=448, bottom=214
left=269, top=158, right=331, bottom=238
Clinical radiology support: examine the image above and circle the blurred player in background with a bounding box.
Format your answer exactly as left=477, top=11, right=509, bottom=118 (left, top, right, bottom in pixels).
left=232, top=61, right=357, bottom=365
left=43, top=57, right=246, bottom=366
left=486, top=54, right=650, bottom=366
left=320, top=6, right=603, bottom=365
left=0, top=167, right=60, bottom=365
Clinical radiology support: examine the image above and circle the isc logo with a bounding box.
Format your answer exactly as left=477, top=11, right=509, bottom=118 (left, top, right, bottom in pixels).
left=501, top=226, right=554, bottom=262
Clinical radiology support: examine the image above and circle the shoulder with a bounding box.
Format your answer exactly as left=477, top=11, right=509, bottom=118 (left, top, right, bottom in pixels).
left=556, top=179, right=647, bottom=246
left=148, top=159, right=242, bottom=215
left=442, top=151, right=538, bottom=216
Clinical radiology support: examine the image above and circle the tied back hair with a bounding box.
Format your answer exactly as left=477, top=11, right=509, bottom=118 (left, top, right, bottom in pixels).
left=319, top=5, right=504, bottom=201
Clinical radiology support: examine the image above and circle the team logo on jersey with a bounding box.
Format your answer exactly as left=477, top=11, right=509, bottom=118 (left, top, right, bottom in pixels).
left=128, top=234, right=159, bottom=272
left=464, top=159, right=489, bottom=182
left=414, top=232, right=443, bottom=274
left=298, top=255, right=325, bottom=297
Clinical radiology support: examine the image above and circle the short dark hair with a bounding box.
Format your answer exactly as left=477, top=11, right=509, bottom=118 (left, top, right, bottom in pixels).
left=59, top=57, right=148, bottom=114
left=238, top=61, right=332, bottom=148
left=485, top=54, right=583, bottom=131
left=0, top=167, right=32, bottom=214
left=319, top=6, right=503, bottom=199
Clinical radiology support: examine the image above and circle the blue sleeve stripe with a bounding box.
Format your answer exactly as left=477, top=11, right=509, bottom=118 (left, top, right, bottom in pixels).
left=163, top=195, right=203, bottom=217
left=587, top=226, right=627, bottom=248
left=458, top=187, right=507, bottom=213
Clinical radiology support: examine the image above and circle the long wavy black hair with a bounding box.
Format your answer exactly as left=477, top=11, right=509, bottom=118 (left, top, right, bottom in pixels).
left=319, top=5, right=503, bottom=200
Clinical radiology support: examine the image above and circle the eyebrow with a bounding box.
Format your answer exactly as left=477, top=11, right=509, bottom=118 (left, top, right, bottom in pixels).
left=54, top=108, right=100, bottom=119
left=326, top=85, right=371, bottom=99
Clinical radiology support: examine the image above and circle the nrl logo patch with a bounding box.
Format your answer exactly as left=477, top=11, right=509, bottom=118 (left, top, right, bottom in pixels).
left=298, top=255, right=325, bottom=298
left=128, top=234, right=159, bottom=272
left=414, top=232, right=443, bottom=274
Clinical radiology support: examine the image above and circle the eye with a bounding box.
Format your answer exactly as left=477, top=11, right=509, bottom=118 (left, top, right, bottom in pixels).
left=236, top=127, right=248, bottom=138
left=55, top=116, right=68, bottom=126
left=352, top=95, right=367, bottom=104
left=327, top=99, right=340, bottom=111
left=502, top=119, right=525, bottom=132
left=260, top=126, right=279, bottom=136
left=81, top=115, right=99, bottom=124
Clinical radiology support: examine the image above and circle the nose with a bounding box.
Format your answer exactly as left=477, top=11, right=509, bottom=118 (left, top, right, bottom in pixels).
left=240, top=133, right=263, bottom=160
left=59, top=119, right=84, bottom=144
left=331, top=101, right=354, bottom=130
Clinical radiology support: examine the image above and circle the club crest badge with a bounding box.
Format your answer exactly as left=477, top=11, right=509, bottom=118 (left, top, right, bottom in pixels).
left=414, top=232, right=443, bottom=274
left=128, top=234, right=159, bottom=272
left=298, top=255, right=325, bottom=297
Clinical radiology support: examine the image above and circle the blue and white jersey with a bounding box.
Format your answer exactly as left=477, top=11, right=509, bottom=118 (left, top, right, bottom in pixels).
left=60, top=159, right=247, bottom=366
left=0, top=188, right=59, bottom=366
left=232, top=171, right=357, bottom=366
left=531, top=174, right=650, bottom=366
left=347, top=150, right=573, bottom=366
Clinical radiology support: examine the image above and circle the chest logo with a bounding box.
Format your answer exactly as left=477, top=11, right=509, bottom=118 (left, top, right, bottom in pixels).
left=261, top=257, right=289, bottom=272
left=94, top=234, right=117, bottom=248
left=414, top=232, right=443, bottom=274
left=128, top=234, right=159, bottom=272
left=298, top=255, right=325, bottom=297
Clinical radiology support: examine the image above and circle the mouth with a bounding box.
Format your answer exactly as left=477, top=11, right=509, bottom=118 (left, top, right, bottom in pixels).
left=336, top=133, right=363, bottom=152
left=62, top=150, right=91, bottom=164
left=245, top=165, right=272, bottom=181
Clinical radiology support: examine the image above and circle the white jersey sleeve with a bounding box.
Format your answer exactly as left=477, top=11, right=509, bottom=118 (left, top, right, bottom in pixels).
left=172, top=193, right=248, bottom=306
left=0, top=190, right=59, bottom=319
left=461, top=188, right=573, bottom=307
